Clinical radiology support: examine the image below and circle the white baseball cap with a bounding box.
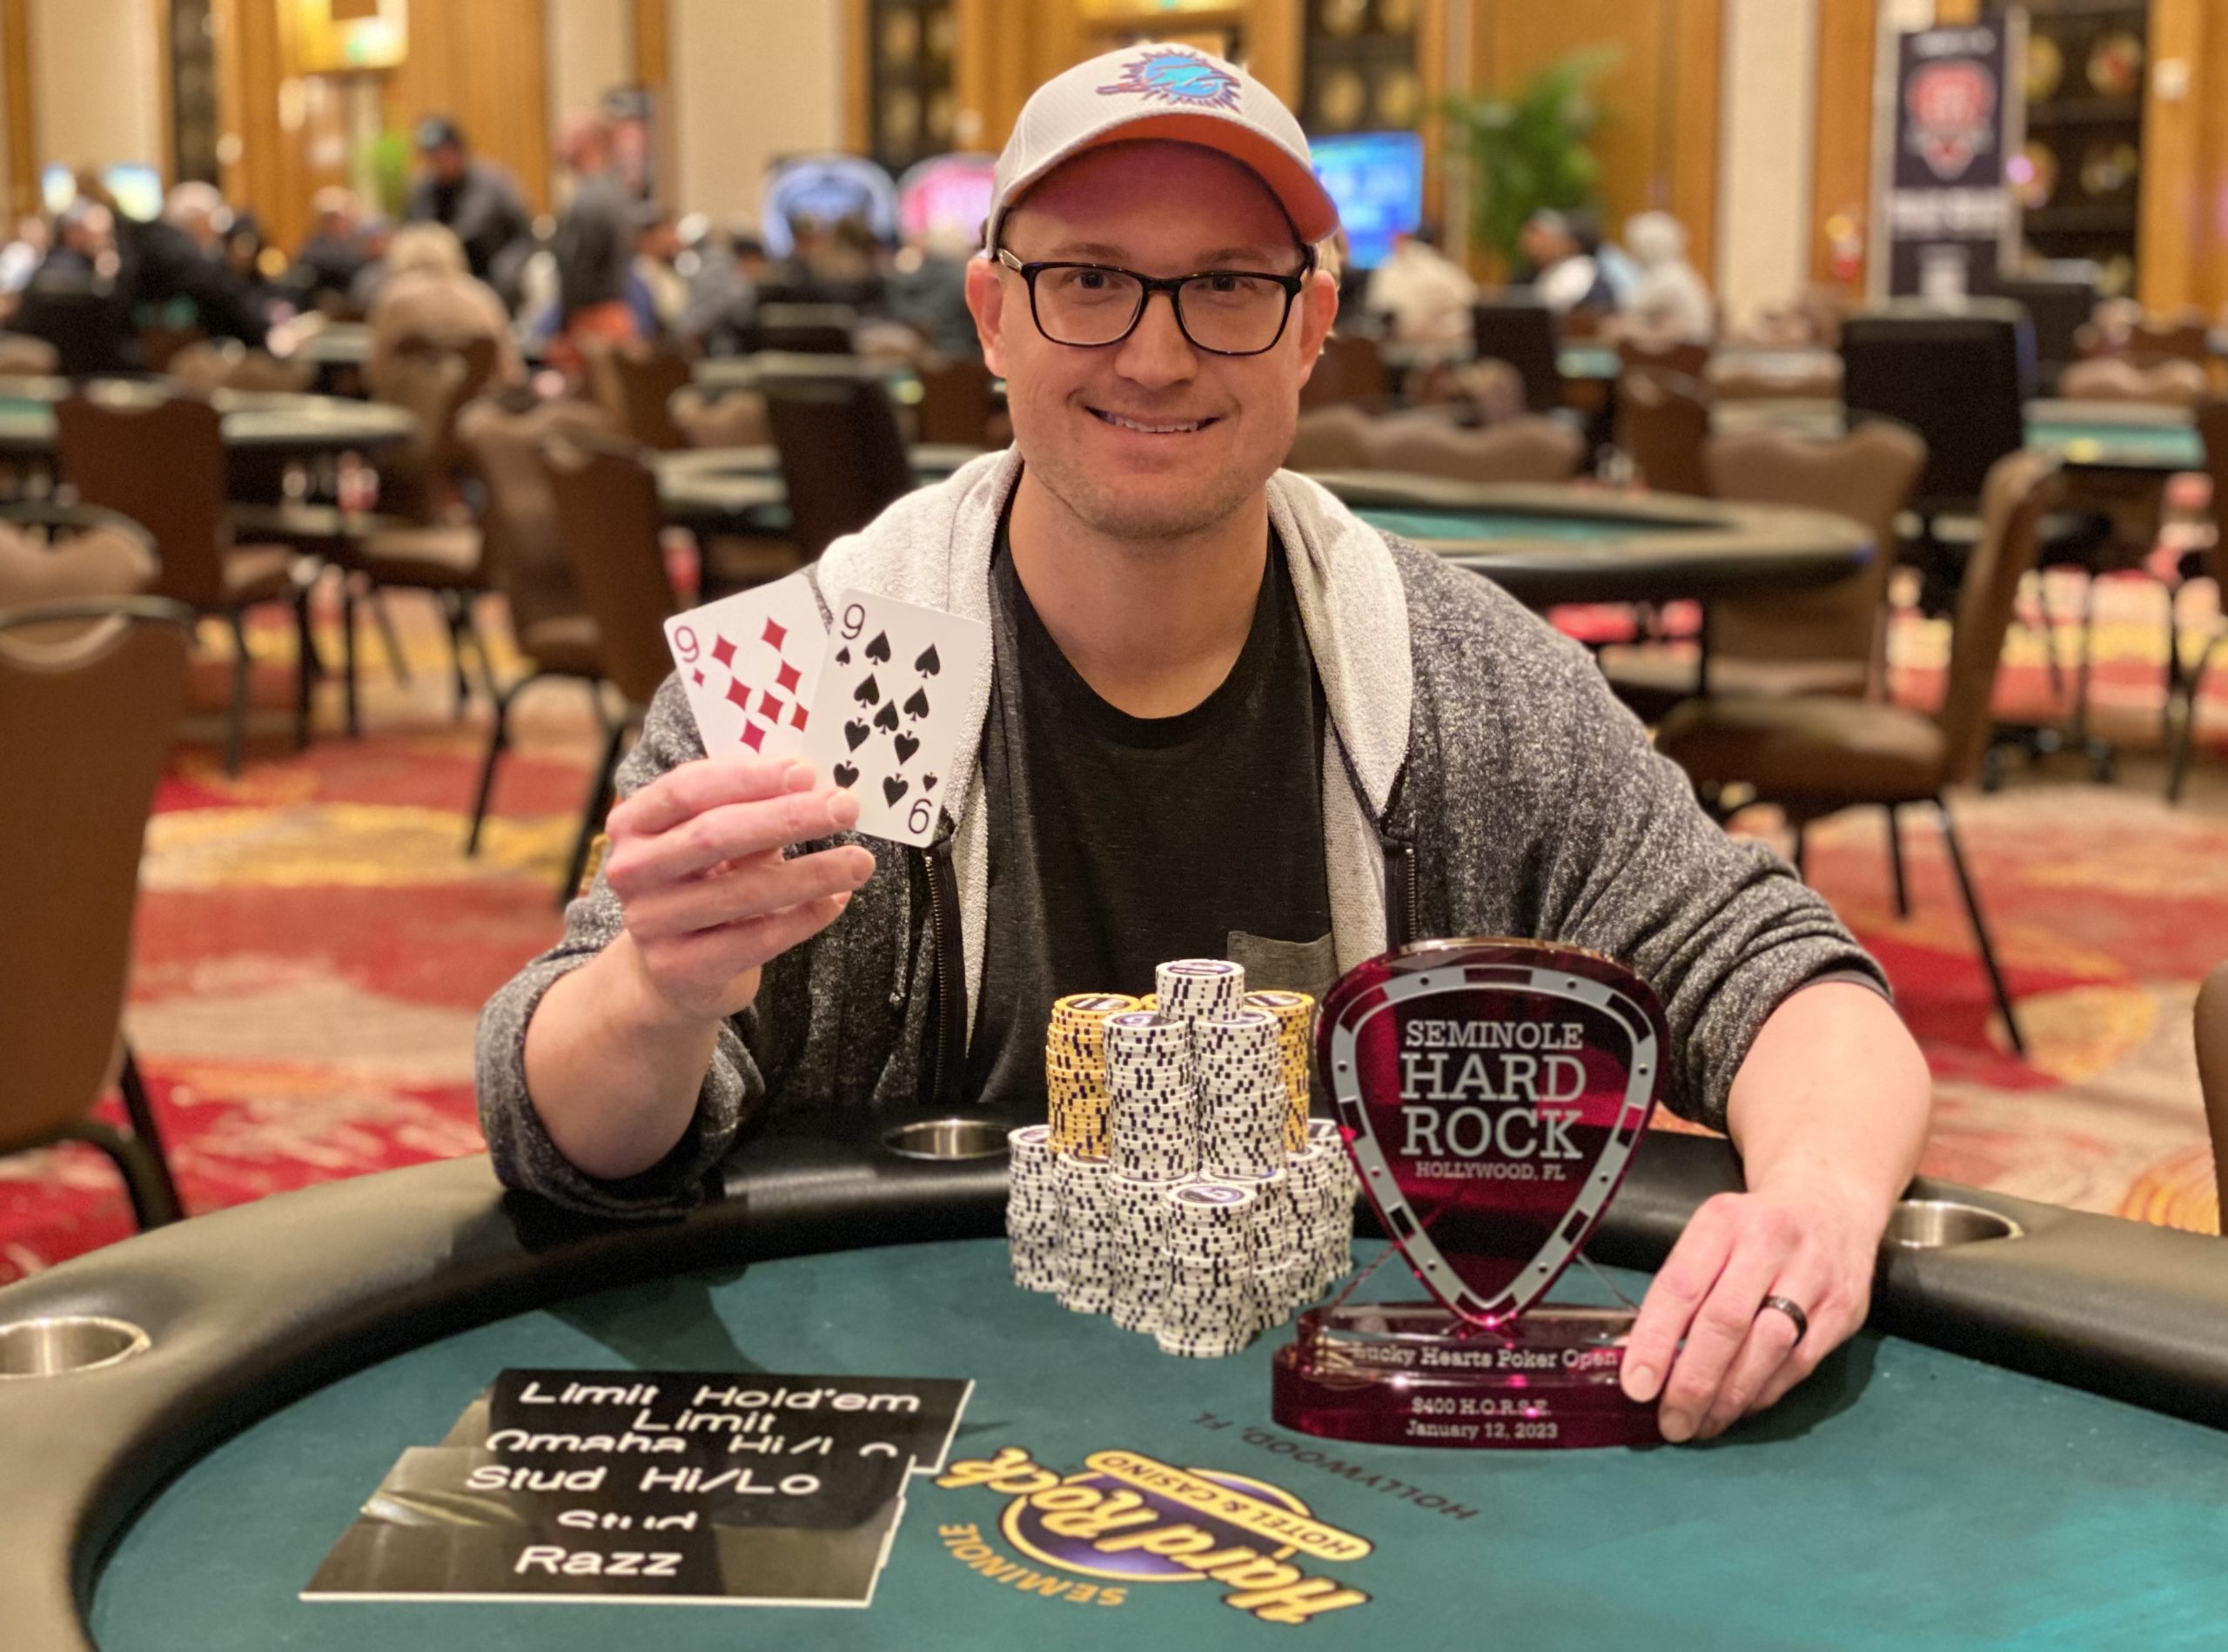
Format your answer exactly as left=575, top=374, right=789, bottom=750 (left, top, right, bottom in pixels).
left=983, top=43, right=1339, bottom=254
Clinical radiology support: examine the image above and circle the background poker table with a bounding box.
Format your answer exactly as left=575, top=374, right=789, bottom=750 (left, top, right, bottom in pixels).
left=10, top=1130, right=2228, bottom=1650
left=0, top=379, right=418, bottom=460
left=655, top=442, right=987, bottom=536
left=1715, top=396, right=2205, bottom=475
left=1314, top=473, right=1874, bottom=607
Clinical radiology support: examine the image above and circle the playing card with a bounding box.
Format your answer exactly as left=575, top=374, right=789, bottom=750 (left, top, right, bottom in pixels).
left=662, top=571, right=826, bottom=762
left=802, top=588, right=989, bottom=847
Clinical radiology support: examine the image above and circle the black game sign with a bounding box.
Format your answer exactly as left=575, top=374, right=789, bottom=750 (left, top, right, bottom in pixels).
left=305, top=1370, right=971, bottom=1607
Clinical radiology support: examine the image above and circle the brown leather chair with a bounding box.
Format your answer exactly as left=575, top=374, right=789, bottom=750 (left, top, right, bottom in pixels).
left=670, top=385, right=771, bottom=448
left=2057, top=356, right=2209, bottom=408
left=916, top=353, right=998, bottom=447
left=0, top=596, right=194, bottom=1228
left=1656, top=450, right=2062, bottom=1056
left=540, top=434, right=681, bottom=903
left=136, top=323, right=204, bottom=373
left=1299, top=333, right=1391, bottom=413
left=1615, top=369, right=1712, bottom=497
left=454, top=394, right=615, bottom=856
left=2198, top=960, right=2228, bottom=1219
left=0, top=503, right=158, bottom=614
left=766, top=375, right=915, bottom=560
left=1364, top=413, right=1586, bottom=486
left=1284, top=404, right=1376, bottom=473
left=1617, top=336, right=1712, bottom=382
left=56, top=391, right=315, bottom=774
left=2171, top=400, right=2228, bottom=802
left=0, top=331, right=59, bottom=375
left=1602, top=421, right=1926, bottom=722
left=587, top=339, right=695, bottom=451
left=167, top=339, right=317, bottom=396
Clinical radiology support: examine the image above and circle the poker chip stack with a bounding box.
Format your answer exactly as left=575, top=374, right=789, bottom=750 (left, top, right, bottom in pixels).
left=1003, top=959, right=1357, bottom=1358
left=1044, top=993, right=1139, bottom=1155
left=1244, top=989, right=1317, bottom=1150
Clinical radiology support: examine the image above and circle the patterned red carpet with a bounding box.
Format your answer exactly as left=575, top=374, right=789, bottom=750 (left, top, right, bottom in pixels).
left=2, top=574, right=2225, bottom=1285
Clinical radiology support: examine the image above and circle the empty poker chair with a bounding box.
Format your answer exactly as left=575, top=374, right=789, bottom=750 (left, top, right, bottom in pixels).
left=0, top=596, right=194, bottom=1229
left=167, top=339, right=316, bottom=396
left=1601, top=421, right=1927, bottom=727
left=915, top=353, right=999, bottom=447
left=587, top=339, right=695, bottom=451
left=1656, top=450, right=2060, bottom=1057
left=2057, top=356, right=2208, bottom=408
left=1472, top=298, right=1565, bottom=414
left=56, top=390, right=316, bottom=775
left=2198, top=960, right=2228, bottom=1219
left=1284, top=404, right=1375, bottom=473
left=0, top=502, right=159, bottom=614
left=1993, top=270, right=2098, bottom=391
left=455, top=394, right=616, bottom=858
left=540, top=433, right=681, bottom=904
left=1614, top=369, right=1712, bottom=497
left=1299, top=333, right=1390, bottom=413
left=765, top=374, right=914, bottom=560
left=670, top=385, right=772, bottom=448
left=0, top=331, right=59, bottom=375
left=755, top=303, right=858, bottom=355
left=1365, top=413, right=1585, bottom=486
left=1617, top=336, right=1712, bottom=383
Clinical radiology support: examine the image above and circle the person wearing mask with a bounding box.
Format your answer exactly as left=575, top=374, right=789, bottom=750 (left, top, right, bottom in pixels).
left=1621, top=212, right=1715, bottom=344
left=404, top=118, right=534, bottom=294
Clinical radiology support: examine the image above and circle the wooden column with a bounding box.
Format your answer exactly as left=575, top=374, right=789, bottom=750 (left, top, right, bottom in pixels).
left=3, top=0, right=35, bottom=220
left=1809, top=0, right=1876, bottom=292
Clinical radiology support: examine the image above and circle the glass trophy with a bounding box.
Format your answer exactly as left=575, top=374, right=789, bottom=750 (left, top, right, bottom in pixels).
left=1272, top=938, right=1668, bottom=1449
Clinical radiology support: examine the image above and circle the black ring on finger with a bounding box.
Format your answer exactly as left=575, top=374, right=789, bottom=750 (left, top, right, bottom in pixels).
left=1758, top=1294, right=1809, bottom=1346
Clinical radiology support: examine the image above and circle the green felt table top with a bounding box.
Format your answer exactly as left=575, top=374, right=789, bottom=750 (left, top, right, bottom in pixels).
left=2028, top=420, right=2205, bottom=469
left=90, top=1238, right=2228, bottom=1650
left=1354, top=506, right=1701, bottom=546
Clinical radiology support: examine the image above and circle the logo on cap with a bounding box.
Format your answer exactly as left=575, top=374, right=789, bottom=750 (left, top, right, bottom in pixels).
left=1097, top=49, right=1241, bottom=111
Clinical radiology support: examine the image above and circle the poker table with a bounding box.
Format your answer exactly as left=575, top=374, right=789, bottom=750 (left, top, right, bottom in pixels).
left=691, top=353, right=929, bottom=406
left=1314, top=473, right=1874, bottom=608
left=1715, top=396, right=2205, bottom=474
left=0, top=379, right=418, bottom=460
left=655, top=443, right=988, bottom=536
left=10, top=1128, right=2228, bottom=1651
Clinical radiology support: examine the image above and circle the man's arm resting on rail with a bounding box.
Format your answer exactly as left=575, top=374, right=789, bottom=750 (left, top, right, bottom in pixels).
left=1621, top=980, right=1932, bottom=1440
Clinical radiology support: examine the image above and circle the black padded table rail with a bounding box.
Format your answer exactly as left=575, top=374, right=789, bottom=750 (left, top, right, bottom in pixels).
left=6, top=1131, right=2228, bottom=1651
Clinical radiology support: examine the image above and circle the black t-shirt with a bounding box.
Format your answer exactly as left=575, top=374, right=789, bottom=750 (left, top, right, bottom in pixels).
left=962, top=517, right=1335, bottom=1118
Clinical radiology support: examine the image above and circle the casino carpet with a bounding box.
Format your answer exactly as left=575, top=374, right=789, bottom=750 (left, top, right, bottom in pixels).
left=2, top=570, right=2225, bottom=1285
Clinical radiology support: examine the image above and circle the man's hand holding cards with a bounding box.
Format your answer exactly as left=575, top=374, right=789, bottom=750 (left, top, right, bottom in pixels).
left=658, top=572, right=989, bottom=850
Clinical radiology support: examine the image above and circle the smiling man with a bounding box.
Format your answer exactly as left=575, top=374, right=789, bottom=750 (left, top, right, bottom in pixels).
left=477, top=45, right=1932, bottom=1444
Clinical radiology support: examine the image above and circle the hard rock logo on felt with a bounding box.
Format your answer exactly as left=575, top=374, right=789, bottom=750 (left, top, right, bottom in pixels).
left=935, top=1444, right=1371, bottom=1625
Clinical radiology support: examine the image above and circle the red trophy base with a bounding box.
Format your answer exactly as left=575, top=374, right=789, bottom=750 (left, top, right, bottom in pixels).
left=1271, top=1302, right=1662, bottom=1449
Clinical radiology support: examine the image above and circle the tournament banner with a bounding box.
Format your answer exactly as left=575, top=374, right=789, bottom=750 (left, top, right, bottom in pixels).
left=1870, top=17, right=2023, bottom=302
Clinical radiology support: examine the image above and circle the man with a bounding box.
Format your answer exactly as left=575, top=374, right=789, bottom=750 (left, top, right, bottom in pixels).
left=478, top=45, right=1931, bottom=1446
left=1517, top=208, right=1614, bottom=318
left=404, top=117, right=534, bottom=293
left=122, top=181, right=267, bottom=347
left=548, top=111, right=638, bottom=365
left=293, top=187, right=371, bottom=308
left=1359, top=223, right=1477, bottom=347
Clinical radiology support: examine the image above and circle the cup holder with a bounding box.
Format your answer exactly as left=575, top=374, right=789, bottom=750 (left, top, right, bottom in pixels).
left=0, top=1315, right=151, bottom=1378
left=880, top=1117, right=1010, bottom=1162
left=1882, top=1199, right=2023, bottom=1249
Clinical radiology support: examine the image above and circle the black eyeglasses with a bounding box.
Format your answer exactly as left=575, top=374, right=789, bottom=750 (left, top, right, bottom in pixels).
left=995, top=246, right=1312, bottom=357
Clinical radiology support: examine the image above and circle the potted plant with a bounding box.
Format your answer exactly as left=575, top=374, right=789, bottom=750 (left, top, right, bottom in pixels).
left=1442, top=49, right=1614, bottom=273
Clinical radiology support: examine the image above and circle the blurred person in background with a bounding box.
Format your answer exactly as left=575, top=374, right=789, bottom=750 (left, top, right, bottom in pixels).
left=15, top=198, right=132, bottom=373
left=1622, top=212, right=1715, bottom=343
left=346, top=215, right=396, bottom=312
left=222, top=211, right=297, bottom=331
left=366, top=220, right=524, bottom=389
left=0, top=214, right=50, bottom=298
left=675, top=225, right=763, bottom=356
left=406, top=117, right=534, bottom=298
left=884, top=224, right=979, bottom=360
left=1517, top=208, right=1614, bottom=319
left=1360, top=223, right=1476, bottom=347
left=293, top=188, right=371, bottom=309
left=1572, top=209, right=1640, bottom=308
left=550, top=111, right=638, bottom=371
left=124, top=179, right=268, bottom=347
left=625, top=203, right=688, bottom=340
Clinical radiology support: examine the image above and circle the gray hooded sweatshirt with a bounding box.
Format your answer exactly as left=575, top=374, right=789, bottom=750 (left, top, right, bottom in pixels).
left=476, top=451, right=1884, bottom=1217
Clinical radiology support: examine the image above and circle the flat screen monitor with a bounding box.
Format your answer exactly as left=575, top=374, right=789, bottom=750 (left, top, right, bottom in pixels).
left=761, top=154, right=899, bottom=259
left=1311, top=131, right=1424, bottom=271
left=41, top=163, right=164, bottom=223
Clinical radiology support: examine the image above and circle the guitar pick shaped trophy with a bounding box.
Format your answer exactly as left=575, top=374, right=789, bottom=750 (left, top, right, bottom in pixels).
left=1272, top=938, right=1669, bottom=1449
